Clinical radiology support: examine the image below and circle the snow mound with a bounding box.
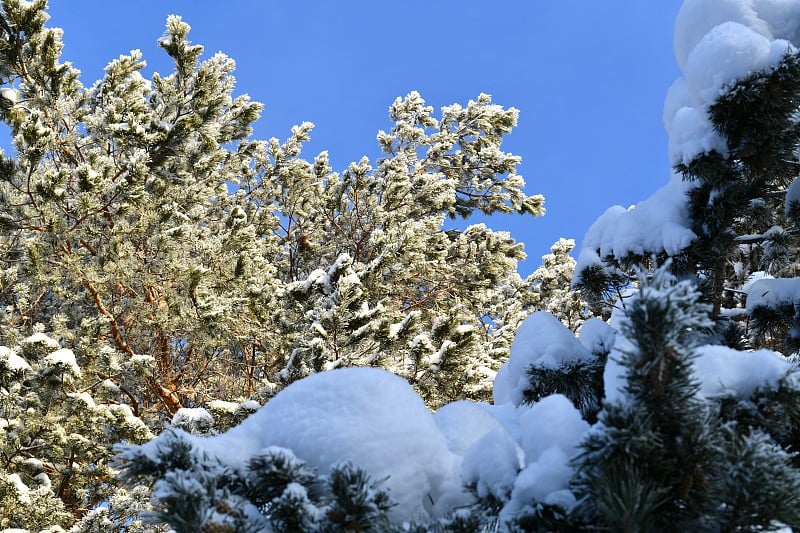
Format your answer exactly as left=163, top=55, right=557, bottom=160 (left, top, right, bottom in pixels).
left=578, top=317, right=616, bottom=355
left=148, top=367, right=457, bottom=522
left=674, top=0, right=773, bottom=70
left=434, top=400, right=506, bottom=457
left=746, top=278, right=800, bottom=311
left=575, top=173, right=696, bottom=274
left=694, top=345, right=791, bottom=399
left=685, top=22, right=789, bottom=105
left=519, top=394, right=589, bottom=465
left=461, top=427, right=523, bottom=501
left=493, top=312, right=591, bottom=406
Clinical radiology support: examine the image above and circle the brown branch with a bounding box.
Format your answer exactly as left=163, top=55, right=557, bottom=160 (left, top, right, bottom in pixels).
left=81, top=278, right=134, bottom=357
left=78, top=238, right=97, bottom=256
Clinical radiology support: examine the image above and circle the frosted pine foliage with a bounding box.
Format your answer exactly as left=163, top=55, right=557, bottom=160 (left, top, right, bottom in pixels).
left=0, top=335, right=153, bottom=530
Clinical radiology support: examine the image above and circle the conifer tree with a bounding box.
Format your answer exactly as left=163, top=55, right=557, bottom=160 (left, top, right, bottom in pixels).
left=0, top=0, right=544, bottom=442
left=573, top=267, right=800, bottom=531
left=0, top=1, right=551, bottom=527
left=575, top=47, right=800, bottom=351
left=0, top=332, right=154, bottom=530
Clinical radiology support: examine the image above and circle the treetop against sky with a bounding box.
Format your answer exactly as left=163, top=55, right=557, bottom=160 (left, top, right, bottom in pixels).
left=37, top=1, right=683, bottom=274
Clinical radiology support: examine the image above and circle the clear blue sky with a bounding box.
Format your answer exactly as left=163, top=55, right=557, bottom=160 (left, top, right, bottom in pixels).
left=44, top=1, right=684, bottom=275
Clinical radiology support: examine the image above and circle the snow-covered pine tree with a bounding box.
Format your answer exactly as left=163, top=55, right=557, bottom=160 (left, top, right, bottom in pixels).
left=568, top=0, right=800, bottom=529
left=0, top=0, right=545, bottom=444
left=573, top=267, right=800, bottom=531
left=574, top=2, right=800, bottom=350
left=247, top=92, right=546, bottom=406
left=0, top=332, right=154, bottom=530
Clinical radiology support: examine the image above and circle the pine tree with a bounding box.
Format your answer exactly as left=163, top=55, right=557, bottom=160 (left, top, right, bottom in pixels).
left=0, top=0, right=545, bottom=427
left=573, top=267, right=800, bottom=531
left=0, top=332, right=154, bottom=530
left=575, top=47, right=800, bottom=351
left=570, top=3, right=800, bottom=530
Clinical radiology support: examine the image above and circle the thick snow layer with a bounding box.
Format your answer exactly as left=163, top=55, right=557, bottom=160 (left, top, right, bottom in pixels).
left=685, top=23, right=790, bottom=105
left=0, top=346, right=29, bottom=372
left=578, top=317, right=617, bottom=355
left=668, top=0, right=797, bottom=166
left=575, top=173, right=697, bottom=273
left=605, top=336, right=792, bottom=404
left=461, top=427, right=523, bottom=501
left=518, top=394, right=589, bottom=465
left=44, top=348, right=81, bottom=376
left=488, top=395, right=588, bottom=520
left=578, top=0, right=799, bottom=274
left=434, top=400, right=506, bottom=457
left=494, top=312, right=590, bottom=406
left=674, top=0, right=773, bottom=70
left=746, top=277, right=800, bottom=310
left=143, top=367, right=457, bottom=522
left=694, top=345, right=791, bottom=398
left=753, top=0, right=800, bottom=43
left=502, top=447, right=576, bottom=519
left=785, top=176, right=800, bottom=218
left=668, top=106, right=729, bottom=165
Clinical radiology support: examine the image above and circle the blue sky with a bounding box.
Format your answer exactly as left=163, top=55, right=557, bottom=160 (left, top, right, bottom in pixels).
left=44, top=1, right=684, bottom=275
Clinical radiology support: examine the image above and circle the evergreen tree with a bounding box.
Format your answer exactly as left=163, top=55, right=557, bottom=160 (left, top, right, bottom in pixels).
left=0, top=332, right=154, bottom=530
left=569, top=3, right=800, bottom=529
left=575, top=47, right=800, bottom=352
left=573, top=267, right=800, bottom=531
left=0, top=0, right=549, bottom=527
left=0, top=0, right=545, bottom=423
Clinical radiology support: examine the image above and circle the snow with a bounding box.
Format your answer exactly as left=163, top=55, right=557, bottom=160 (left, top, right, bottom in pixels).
left=434, top=400, right=506, bottom=457
left=461, top=427, right=523, bottom=501
left=142, top=367, right=458, bottom=522
left=518, top=395, right=589, bottom=465
left=502, top=447, right=576, bottom=519
left=578, top=317, right=616, bottom=355
left=44, top=348, right=81, bottom=376
left=207, top=399, right=238, bottom=413
left=171, top=407, right=214, bottom=430
left=0, top=88, right=17, bottom=104
left=693, top=345, right=791, bottom=399
left=0, top=346, right=29, bottom=372
left=493, top=312, right=591, bottom=406
left=746, top=277, right=800, bottom=311
left=22, top=332, right=60, bottom=349
left=785, top=176, right=800, bottom=218
left=69, top=391, right=96, bottom=408
left=575, top=173, right=697, bottom=274
left=685, top=23, right=790, bottom=105
left=674, top=0, right=772, bottom=70
left=577, top=0, right=800, bottom=273
left=668, top=106, right=729, bottom=165
left=5, top=473, right=30, bottom=504
left=605, top=329, right=793, bottom=404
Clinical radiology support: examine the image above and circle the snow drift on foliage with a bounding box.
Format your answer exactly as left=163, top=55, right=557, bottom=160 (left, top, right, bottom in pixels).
left=746, top=277, right=800, bottom=312
left=693, top=345, right=792, bottom=399
left=576, top=0, right=799, bottom=272
left=574, top=173, right=697, bottom=275
left=603, top=331, right=794, bottom=405
left=140, top=367, right=459, bottom=522
left=493, top=312, right=590, bottom=406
